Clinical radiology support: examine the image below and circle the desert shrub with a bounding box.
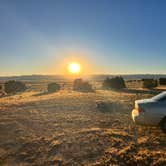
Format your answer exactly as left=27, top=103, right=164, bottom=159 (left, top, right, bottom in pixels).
left=73, top=78, right=93, bottom=92
left=47, top=83, right=60, bottom=92
left=159, top=78, right=166, bottom=85
left=142, top=79, right=158, bottom=89
left=102, top=76, right=126, bottom=90
left=4, top=80, right=27, bottom=94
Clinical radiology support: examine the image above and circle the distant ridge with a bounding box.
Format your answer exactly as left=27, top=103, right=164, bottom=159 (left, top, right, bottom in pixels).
left=0, top=74, right=166, bottom=81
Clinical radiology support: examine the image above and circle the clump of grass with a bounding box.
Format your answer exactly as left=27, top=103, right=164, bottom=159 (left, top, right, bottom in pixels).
left=96, top=101, right=120, bottom=113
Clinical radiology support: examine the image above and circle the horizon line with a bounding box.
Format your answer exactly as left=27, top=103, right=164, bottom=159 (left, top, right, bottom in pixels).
left=0, top=73, right=166, bottom=77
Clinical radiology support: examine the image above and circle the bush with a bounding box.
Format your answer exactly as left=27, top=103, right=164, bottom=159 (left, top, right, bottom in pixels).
left=73, top=78, right=93, bottom=92
left=159, top=78, right=166, bottom=85
left=142, top=79, right=158, bottom=89
left=4, top=80, right=27, bottom=94
left=102, top=76, right=126, bottom=90
left=47, top=83, right=60, bottom=92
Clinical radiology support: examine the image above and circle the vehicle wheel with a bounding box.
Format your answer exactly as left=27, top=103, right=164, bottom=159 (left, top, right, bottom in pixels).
left=160, top=117, right=166, bottom=133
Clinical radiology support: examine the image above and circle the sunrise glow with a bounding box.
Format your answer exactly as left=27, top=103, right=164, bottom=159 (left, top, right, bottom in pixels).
left=68, top=63, right=81, bottom=74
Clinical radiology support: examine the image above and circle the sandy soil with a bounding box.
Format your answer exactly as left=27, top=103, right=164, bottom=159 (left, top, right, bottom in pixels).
left=0, top=82, right=166, bottom=166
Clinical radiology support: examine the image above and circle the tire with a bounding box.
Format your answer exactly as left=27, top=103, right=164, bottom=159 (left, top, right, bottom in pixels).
left=160, top=117, right=166, bottom=133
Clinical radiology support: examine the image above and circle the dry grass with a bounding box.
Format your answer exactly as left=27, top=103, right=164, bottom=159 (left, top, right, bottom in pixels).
left=0, top=81, right=165, bottom=166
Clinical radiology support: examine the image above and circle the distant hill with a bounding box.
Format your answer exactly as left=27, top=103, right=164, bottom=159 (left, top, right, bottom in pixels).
left=0, top=74, right=166, bottom=82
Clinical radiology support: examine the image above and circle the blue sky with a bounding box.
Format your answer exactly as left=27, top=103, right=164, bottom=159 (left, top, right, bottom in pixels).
left=0, top=0, right=166, bottom=75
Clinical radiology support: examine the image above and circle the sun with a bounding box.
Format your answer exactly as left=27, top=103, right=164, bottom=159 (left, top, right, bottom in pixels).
left=68, top=63, right=81, bottom=74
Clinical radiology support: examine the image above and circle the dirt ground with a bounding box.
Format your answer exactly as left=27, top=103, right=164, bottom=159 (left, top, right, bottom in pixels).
left=0, top=81, right=166, bottom=166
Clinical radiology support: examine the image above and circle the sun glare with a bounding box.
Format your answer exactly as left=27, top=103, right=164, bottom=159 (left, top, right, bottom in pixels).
left=68, top=63, right=81, bottom=74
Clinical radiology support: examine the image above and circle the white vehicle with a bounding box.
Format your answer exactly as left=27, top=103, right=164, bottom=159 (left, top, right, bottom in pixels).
left=132, top=91, right=166, bottom=132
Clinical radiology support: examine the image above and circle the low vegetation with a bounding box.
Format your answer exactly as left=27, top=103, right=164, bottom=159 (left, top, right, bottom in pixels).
left=47, top=82, right=61, bottom=92
left=102, top=76, right=126, bottom=90
left=96, top=101, right=123, bottom=113
left=4, top=80, right=27, bottom=94
left=73, top=78, right=94, bottom=92
left=0, top=83, right=165, bottom=165
left=159, top=78, right=166, bottom=85
left=142, top=79, right=158, bottom=89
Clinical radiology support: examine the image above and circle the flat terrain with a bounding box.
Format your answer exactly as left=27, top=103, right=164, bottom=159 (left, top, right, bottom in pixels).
left=0, top=81, right=166, bottom=166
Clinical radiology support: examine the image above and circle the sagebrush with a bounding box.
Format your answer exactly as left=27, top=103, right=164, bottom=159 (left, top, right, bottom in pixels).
left=142, top=79, right=158, bottom=89
left=159, top=78, right=166, bottom=85
left=102, top=76, right=126, bottom=90
left=47, top=82, right=61, bottom=92
left=4, top=80, right=27, bottom=94
left=73, top=79, right=94, bottom=92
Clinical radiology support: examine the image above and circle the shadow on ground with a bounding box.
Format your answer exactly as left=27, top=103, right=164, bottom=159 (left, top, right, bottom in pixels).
left=121, top=88, right=164, bottom=95
left=32, top=91, right=55, bottom=96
